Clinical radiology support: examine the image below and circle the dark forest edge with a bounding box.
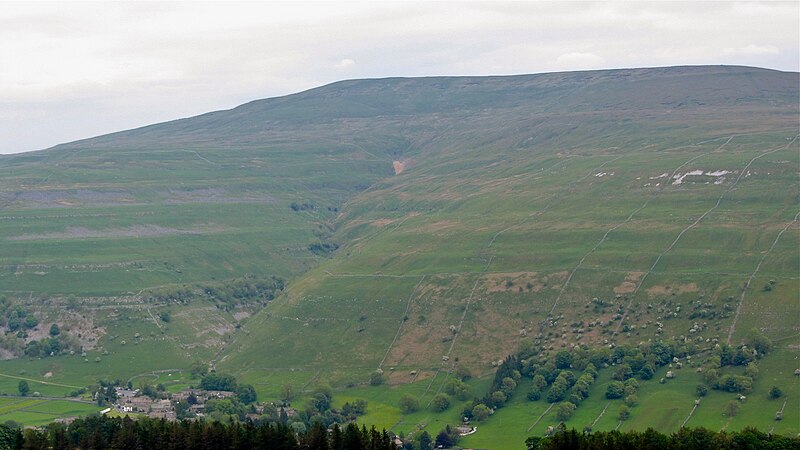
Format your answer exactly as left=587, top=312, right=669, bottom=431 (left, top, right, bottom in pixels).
left=0, top=416, right=796, bottom=450
left=526, top=424, right=799, bottom=450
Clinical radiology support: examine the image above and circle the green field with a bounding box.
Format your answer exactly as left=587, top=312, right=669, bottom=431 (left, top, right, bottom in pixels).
left=0, top=397, right=100, bottom=426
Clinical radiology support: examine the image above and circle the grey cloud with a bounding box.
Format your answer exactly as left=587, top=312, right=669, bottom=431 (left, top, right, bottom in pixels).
left=1, top=1, right=797, bottom=154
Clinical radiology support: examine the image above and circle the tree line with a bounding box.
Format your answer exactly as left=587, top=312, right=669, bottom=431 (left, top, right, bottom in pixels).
left=0, top=415, right=397, bottom=450
left=526, top=425, right=799, bottom=450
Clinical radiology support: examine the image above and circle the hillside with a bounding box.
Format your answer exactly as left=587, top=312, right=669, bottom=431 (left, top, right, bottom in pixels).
left=0, top=66, right=797, bottom=438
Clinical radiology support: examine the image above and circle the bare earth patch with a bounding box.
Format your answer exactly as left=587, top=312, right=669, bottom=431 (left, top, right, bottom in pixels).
left=392, top=160, right=408, bottom=175
left=614, top=272, right=645, bottom=294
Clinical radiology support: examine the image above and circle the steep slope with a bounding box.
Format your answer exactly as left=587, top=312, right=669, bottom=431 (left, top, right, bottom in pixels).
left=220, top=66, right=799, bottom=390
left=0, top=66, right=796, bottom=402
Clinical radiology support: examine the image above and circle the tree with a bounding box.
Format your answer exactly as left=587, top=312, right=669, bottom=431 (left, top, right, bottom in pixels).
left=431, top=394, right=450, bottom=412
left=309, top=392, right=331, bottom=413
left=23, top=316, right=38, bottom=329
left=556, top=402, right=576, bottom=421
left=435, top=426, right=459, bottom=449
left=290, top=422, right=306, bottom=435
left=769, top=386, right=782, bottom=399
left=724, top=400, right=739, bottom=417
left=501, top=377, right=517, bottom=395
left=573, top=380, right=590, bottom=399
left=744, top=362, right=759, bottom=380
left=200, top=373, right=237, bottom=391
left=555, top=351, right=573, bottom=369
left=342, top=423, right=364, bottom=449
left=547, top=378, right=568, bottom=403
left=638, top=364, right=655, bottom=380
left=532, top=374, right=548, bottom=392
left=491, top=390, right=507, bottom=407
left=612, top=364, right=633, bottom=381
left=417, top=430, right=433, bottom=450
left=280, top=384, right=297, bottom=401
left=471, top=404, right=491, bottom=421
left=444, top=379, right=471, bottom=400
left=618, top=405, right=630, bottom=421
left=17, top=381, right=28, bottom=397
left=526, top=387, right=541, bottom=401
left=48, top=324, right=60, bottom=336
left=623, top=378, right=639, bottom=397
left=305, top=422, right=329, bottom=450
left=189, top=361, right=207, bottom=379
left=330, top=424, right=343, bottom=450
left=369, top=370, right=385, bottom=386
left=236, top=384, right=257, bottom=404
left=745, top=328, right=772, bottom=355
left=558, top=370, right=576, bottom=387
left=398, top=395, right=419, bottom=414
left=695, top=385, right=708, bottom=397
left=605, top=381, right=624, bottom=399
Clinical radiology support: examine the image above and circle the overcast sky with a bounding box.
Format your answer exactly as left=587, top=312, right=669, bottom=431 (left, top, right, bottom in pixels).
left=1, top=1, right=797, bottom=154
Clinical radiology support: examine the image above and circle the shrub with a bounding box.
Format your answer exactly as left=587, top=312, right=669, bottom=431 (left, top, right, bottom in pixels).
left=695, top=385, right=708, bottom=397
left=724, top=400, right=739, bottom=417
left=472, top=404, right=491, bottom=421
left=369, top=370, right=385, bottom=386
left=555, top=351, right=573, bottom=369
left=491, top=390, right=507, bottom=407
left=618, top=405, right=630, bottom=421
left=527, top=388, right=541, bottom=401
left=769, top=386, right=782, bottom=399
left=398, top=395, right=419, bottom=414
left=431, top=394, right=450, bottom=412
left=556, top=402, right=576, bottom=421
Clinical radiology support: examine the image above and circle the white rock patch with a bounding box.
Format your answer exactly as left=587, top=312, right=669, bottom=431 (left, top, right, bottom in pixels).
left=672, top=170, right=704, bottom=185
left=672, top=170, right=733, bottom=185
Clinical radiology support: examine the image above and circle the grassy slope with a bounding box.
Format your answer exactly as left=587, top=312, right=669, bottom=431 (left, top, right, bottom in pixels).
left=0, top=67, right=797, bottom=436
left=226, top=66, right=798, bottom=368
left=219, top=66, right=799, bottom=442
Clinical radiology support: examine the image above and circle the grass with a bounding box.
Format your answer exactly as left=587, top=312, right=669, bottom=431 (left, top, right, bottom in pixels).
left=0, top=67, right=797, bottom=438
left=0, top=398, right=100, bottom=426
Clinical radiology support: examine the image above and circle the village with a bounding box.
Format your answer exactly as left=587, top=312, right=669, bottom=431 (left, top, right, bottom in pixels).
left=105, top=386, right=477, bottom=448
left=109, top=386, right=297, bottom=423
